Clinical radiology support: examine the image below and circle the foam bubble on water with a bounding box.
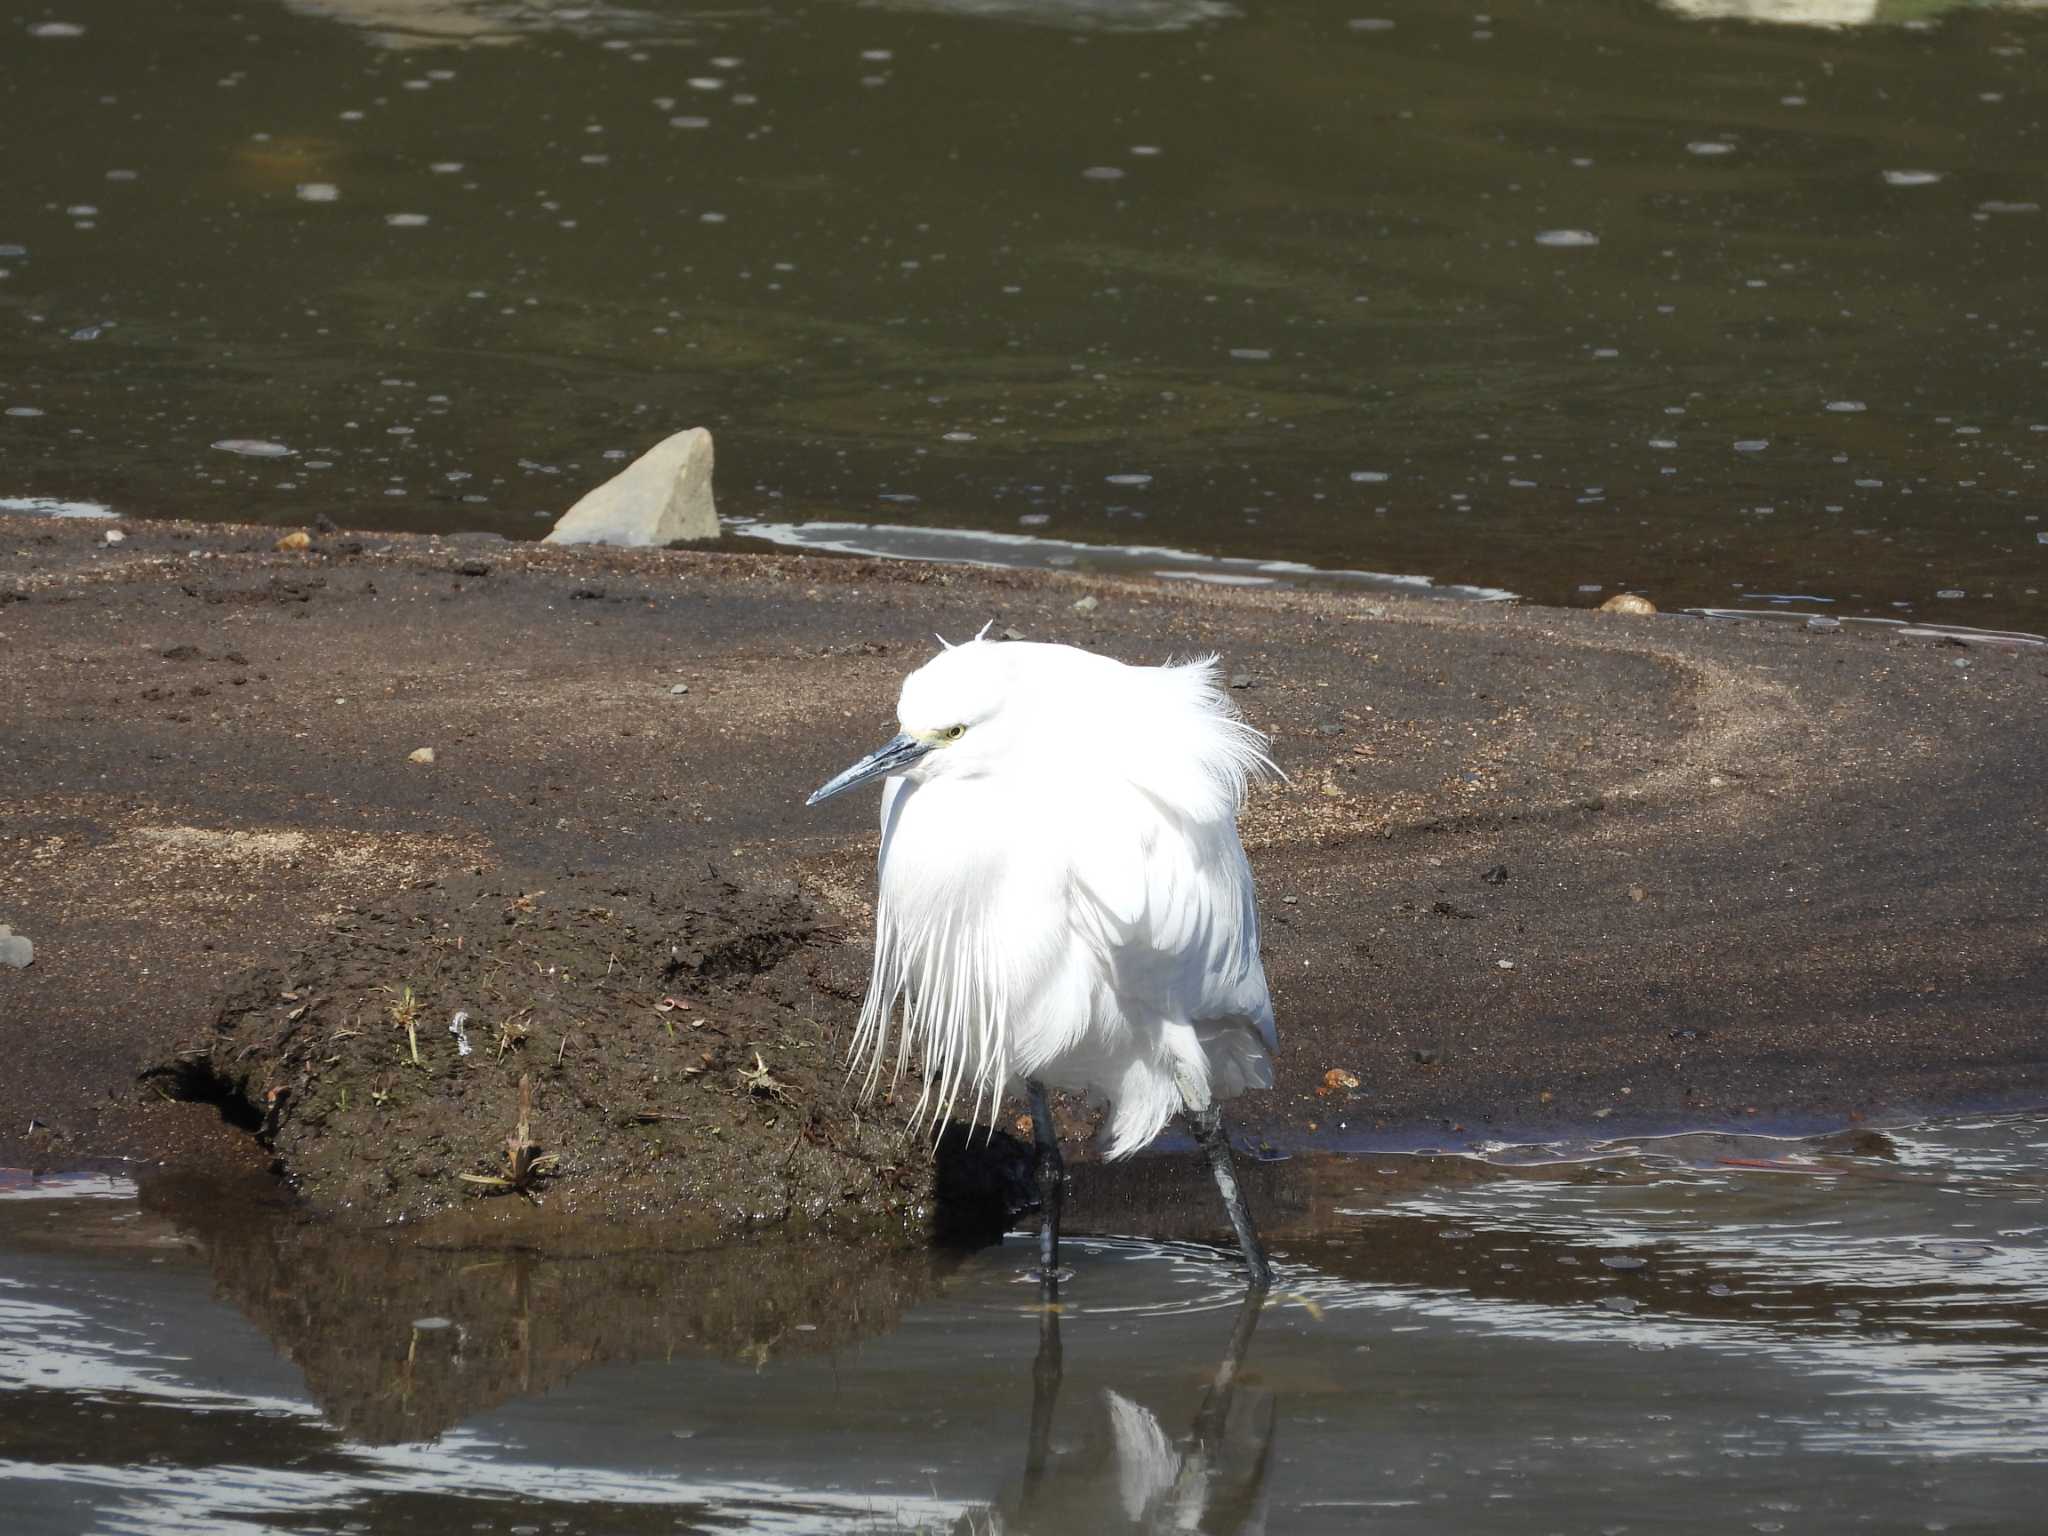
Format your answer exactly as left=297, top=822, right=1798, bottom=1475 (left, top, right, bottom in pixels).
left=1826, top=401, right=1867, bottom=413
left=7, top=406, right=45, bottom=417
left=942, top=431, right=976, bottom=442
left=1348, top=17, right=1396, bottom=30
left=1882, top=169, right=1943, bottom=187
left=1734, top=439, right=1769, bottom=453
left=1535, top=229, right=1599, bottom=247
left=1131, top=145, right=1163, bottom=156
left=429, top=162, right=464, bottom=174
left=296, top=183, right=339, bottom=203
left=29, top=21, right=85, bottom=38
left=1687, top=141, right=1734, bottom=157
left=861, top=48, right=892, bottom=61
left=670, top=116, right=710, bottom=129
left=1977, top=201, right=2040, bottom=215
left=700, top=211, right=727, bottom=224
left=1350, top=470, right=1390, bottom=483
left=386, top=213, right=430, bottom=227
left=687, top=77, right=724, bottom=92
left=212, top=439, right=293, bottom=458
left=1106, top=473, right=1153, bottom=486
left=1082, top=166, right=1125, bottom=181
left=1229, top=347, right=1272, bottom=361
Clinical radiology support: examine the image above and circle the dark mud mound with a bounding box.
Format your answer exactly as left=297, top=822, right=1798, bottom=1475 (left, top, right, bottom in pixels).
left=151, top=1176, right=963, bottom=1444
left=148, top=871, right=1031, bottom=1238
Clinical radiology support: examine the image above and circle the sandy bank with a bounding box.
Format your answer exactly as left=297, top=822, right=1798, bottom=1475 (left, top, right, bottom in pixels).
left=2, top=511, right=2043, bottom=1231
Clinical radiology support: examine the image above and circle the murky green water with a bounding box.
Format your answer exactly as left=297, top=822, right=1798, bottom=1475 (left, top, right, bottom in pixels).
left=3, top=0, right=2046, bottom=625
left=5, top=1112, right=2047, bottom=1532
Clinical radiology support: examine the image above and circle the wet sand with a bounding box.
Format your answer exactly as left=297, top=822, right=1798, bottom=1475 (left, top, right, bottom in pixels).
left=2, top=510, right=2044, bottom=1209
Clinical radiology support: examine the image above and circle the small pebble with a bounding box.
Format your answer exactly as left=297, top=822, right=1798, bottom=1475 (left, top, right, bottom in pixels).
left=1598, top=592, right=1656, bottom=615
left=0, top=925, right=33, bottom=969
left=670, top=683, right=690, bottom=696
left=408, top=746, right=436, bottom=765
left=1071, top=595, right=1099, bottom=614
left=103, top=528, right=125, bottom=545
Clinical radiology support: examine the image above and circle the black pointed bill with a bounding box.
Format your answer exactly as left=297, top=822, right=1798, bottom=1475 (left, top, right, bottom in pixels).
left=806, top=731, right=932, bottom=806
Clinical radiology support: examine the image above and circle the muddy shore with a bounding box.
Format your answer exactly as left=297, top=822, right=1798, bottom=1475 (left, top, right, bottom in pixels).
left=3, top=511, right=2044, bottom=1233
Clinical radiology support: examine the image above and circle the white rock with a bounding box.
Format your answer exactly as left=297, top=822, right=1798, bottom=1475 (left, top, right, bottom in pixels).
left=0, top=924, right=31, bottom=969
left=544, top=427, right=719, bottom=548
left=408, top=746, right=436, bottom=765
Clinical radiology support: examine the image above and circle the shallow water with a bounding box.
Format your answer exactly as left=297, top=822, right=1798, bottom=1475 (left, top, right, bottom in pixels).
left=5, top=1111, right=2047, bottom=1532
left=4, top=0, right=2047, bottom=627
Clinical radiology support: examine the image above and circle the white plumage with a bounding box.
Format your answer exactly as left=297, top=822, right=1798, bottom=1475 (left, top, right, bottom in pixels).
left=808, top=633, right=1280, bottom=1283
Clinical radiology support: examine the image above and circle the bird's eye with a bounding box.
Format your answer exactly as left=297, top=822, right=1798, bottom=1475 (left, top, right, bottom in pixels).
left=942, top=724, right=967, bottom=741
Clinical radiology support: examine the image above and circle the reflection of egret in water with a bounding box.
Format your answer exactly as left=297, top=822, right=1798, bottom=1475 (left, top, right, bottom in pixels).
left=968, top=1284, right=1275, bottom=1534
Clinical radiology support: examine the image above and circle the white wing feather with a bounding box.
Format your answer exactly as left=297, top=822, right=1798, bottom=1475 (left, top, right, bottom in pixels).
left=851, top=648, right=1277, bottom=1155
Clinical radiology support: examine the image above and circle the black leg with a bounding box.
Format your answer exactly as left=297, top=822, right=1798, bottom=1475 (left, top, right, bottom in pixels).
left=1027, top=1078, right=1064, bottom=1280
left=1021, top=1278, right=1063, bottom=1500
left=1186, top=1104, right=1274, bottom=1289
left=1192, top=1280, right=1266, bottom=1450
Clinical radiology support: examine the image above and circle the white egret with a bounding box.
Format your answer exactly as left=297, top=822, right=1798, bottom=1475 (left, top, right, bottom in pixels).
left=806, top=630, right=1279, bottom=1286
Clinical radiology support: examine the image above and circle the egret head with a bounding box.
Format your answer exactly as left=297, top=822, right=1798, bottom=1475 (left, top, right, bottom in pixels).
left=805, top=636, right=1027, bottom=806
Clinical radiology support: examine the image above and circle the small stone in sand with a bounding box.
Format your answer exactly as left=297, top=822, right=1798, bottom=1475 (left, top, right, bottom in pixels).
left=1598, top=592, right=1657, bottom=615
left=0, top=925, right=33, bottom=969
left=408, top=747, right=436, bottom=765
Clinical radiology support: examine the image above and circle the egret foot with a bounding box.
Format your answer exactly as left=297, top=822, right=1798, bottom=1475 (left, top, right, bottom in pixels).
left=1027, top=1078, right=1065, bottom=1281
left=1186, top=1105, right=1273, bottom=1289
